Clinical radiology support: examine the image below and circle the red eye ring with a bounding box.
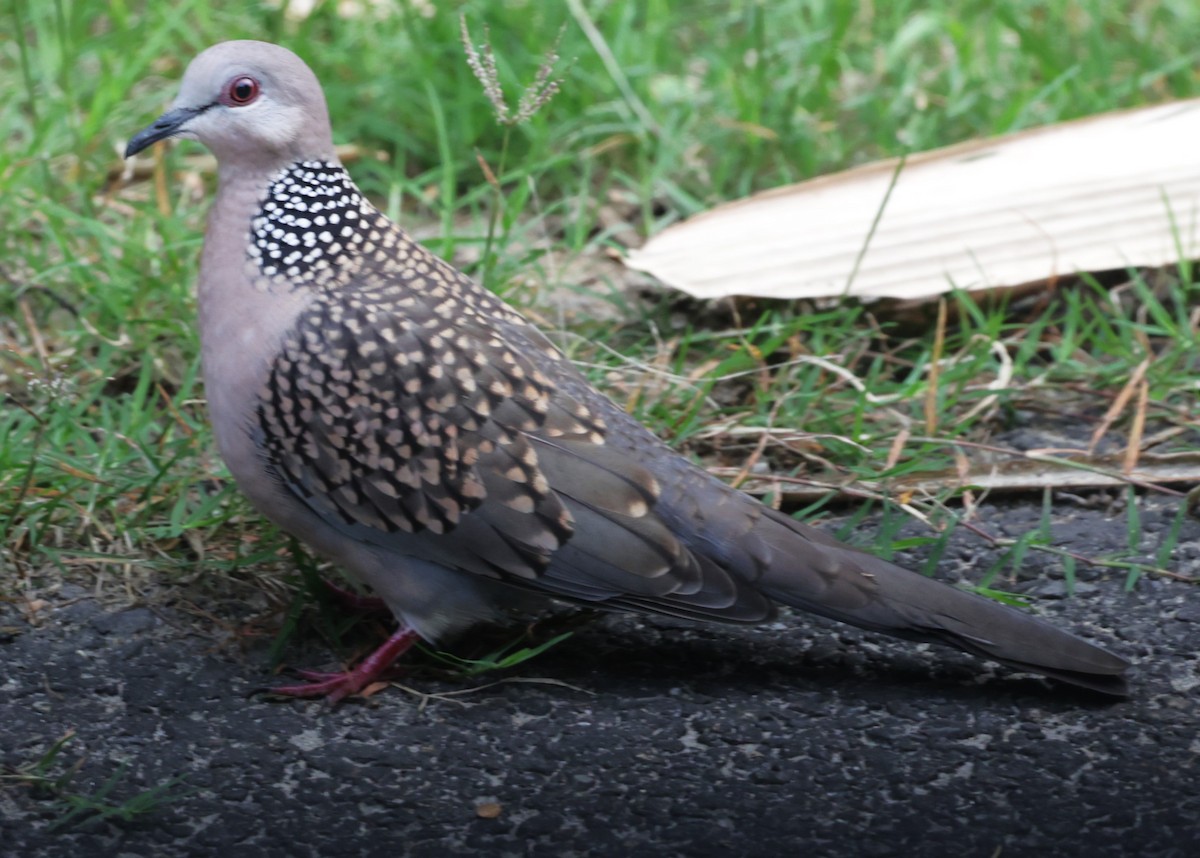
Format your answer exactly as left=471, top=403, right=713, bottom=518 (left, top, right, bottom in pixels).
left=223, top=76, right=260, bottom=106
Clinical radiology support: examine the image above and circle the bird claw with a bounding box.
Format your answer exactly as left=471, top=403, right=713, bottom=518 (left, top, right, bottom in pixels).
left=260, top=627, right=420, bottom=704
left=291, top=668, right=350, bottom=683
left=266, top=672, right=368, bottom=703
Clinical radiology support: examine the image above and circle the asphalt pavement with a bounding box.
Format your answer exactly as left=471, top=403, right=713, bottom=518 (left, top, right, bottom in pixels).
left=3, top=494, right=1198, bottom=857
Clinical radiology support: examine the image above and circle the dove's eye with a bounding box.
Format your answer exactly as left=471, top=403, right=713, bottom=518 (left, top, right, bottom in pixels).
left=222, top=76, right=260, bottom=106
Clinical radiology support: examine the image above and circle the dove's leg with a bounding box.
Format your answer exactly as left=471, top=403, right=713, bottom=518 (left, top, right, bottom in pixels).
left=321, top=578, right=390, bottom=618
left=267, top=627, right=419, bottom=703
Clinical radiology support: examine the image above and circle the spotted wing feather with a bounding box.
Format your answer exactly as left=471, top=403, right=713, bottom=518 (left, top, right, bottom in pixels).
left=253, top=194, right=759, bottom=616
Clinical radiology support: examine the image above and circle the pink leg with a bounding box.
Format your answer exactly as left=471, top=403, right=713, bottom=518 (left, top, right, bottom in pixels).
left=321, top=579, right=390, bottom=617
left=267, top=627, right=420, bottom=703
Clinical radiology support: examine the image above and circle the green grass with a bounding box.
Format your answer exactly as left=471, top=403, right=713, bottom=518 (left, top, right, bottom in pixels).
left=1, top=730, right=191, bottom=831
left=3, top=1, right=1199, bottom=629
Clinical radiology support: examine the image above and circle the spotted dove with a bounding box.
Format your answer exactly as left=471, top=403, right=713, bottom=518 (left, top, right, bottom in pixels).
left=124, top=41, right=1130, bottom=701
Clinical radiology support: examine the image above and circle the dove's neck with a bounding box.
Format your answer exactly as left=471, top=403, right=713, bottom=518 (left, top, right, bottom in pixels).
left=195, top=161, right=322, bottom=482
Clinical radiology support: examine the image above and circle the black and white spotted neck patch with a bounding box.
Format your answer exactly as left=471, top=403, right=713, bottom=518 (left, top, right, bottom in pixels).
left=248, top=160, right=369, bottom=284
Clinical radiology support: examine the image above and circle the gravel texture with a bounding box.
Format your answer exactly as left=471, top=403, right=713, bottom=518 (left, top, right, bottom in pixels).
left=3, top=495, right=1198, bottom=857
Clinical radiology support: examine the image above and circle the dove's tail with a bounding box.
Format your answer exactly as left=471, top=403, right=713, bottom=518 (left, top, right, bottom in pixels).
left=752, top=508, right=1130, bottom=696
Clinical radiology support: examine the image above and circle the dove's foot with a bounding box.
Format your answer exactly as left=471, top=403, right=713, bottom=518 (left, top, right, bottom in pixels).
left=266, top=627, right=419, bottom=703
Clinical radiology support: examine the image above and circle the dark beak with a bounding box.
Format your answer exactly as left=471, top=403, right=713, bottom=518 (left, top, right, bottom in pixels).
left=124, top=106, right=206, bottom=158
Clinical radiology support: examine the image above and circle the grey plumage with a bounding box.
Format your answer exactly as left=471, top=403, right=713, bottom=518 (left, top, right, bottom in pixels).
left=126, top=40, right=1130, bottom=700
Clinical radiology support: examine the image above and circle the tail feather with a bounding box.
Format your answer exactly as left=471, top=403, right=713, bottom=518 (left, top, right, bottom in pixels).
left=754, top=511, right=1130, bottom=696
